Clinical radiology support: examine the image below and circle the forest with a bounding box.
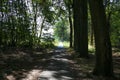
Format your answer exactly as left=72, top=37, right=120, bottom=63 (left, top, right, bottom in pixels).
left=0, top=0, right=120, bottom=80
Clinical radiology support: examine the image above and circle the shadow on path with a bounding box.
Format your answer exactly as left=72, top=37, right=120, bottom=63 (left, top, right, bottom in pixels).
left=1, top=48, right=119, bottom=80
left=1, top=48, right=81, bottom=80
left=38, top=48, right=79, bottom=80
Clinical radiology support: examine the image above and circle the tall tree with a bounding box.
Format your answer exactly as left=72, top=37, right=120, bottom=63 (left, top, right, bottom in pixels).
left=89, top=0, right=114, bottom=76
left=64, top=0, right=73, bottom=48
left=73, top=0, right=88, bottom=57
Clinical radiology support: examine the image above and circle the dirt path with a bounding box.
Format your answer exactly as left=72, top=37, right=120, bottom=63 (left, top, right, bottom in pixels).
left=37, top=48, right=79, bottom=80
left=2, top=48, right=119, bottom=80
left=22, top=48, right=79, bottom=80
left=2, top=48, right=80, bottom=80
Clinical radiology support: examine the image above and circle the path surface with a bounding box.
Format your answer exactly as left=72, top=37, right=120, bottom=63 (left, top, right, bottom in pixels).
left=38, top=48, right=78, bottom=80
left=21, top=48, right=79, bottom=80
left=3, top=48, right=119, bottom=80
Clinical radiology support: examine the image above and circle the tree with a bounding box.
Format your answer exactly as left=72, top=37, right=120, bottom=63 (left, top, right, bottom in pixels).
left=54, top=19, right=69, bottom=41
left=64, top=0, right=73, bottom=48
left=105, top=0, right=120, bottom=47
left=73, top=0, right=88, bottom=58
left=0, top=0, right=31, bottom=48
left=89, top=0, right=114, bottom=76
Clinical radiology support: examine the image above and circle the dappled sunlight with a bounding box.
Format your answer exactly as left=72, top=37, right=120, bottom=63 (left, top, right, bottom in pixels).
left=39, top=70, right=58, bottom=80
left=1, top=48, right=76, bottom=80
left=1, top=48, right=120, bottom=80
left=22, top=69, right=42, bottom=80
left=38, top=70, right=73, bottom=80
left=6, top=69, right=42, bottom=80
left=6, top=75, right=16, bottom=80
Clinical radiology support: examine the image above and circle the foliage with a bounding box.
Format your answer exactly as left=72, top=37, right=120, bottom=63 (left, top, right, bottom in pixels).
left=111, top=11, right=120, bottom=46
left=54, top=20, right=69, bottom=41
left=0, top=0, right=57, bottom=49
left=110, top=1, right=120, bottom=46
left=0, top=0, right=32, bottom=48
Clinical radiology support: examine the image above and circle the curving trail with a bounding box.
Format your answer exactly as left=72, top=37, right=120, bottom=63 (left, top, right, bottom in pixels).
left=37, top=48, right=78, bottom=80
left=4, top=48, right=92, bottom=80
left=3, top=48, right=120, bottom=80
left=21, top=48, right=80, bottom=80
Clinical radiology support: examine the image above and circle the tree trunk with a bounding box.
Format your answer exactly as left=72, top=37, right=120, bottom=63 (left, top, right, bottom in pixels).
left=68, top=3, right=73, bottom=48
left=0, top=1, right=3, bottom=47
left=73, top=0, right=88, bottom=58
left=39, top=18, right=45, bottom=41
left=90, top=25, right=94, bottom=46
left=89, top=0, right=114, bottom=76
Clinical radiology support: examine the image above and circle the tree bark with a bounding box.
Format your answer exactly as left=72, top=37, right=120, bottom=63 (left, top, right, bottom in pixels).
left=68, top=3, right=73, bottom=48
left=39, top=18, right=45, bottom=40
left=89, top=0, right=114, bottom=76
left=90, top=24, right=94, bottom=46
left=73, top=0, right=88, bottom=58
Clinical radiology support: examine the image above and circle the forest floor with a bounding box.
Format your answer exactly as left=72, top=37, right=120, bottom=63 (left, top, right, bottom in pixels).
left=0, top=47, right=120, bottom=80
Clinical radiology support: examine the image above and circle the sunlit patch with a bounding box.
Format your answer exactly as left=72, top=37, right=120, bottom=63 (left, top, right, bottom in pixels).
left=61, top=58, right=69, bottom=62
left=6, top=75, right=16, bottom=80
left=55, top=58, right=69, bottom=62
left=51, top=56, right=70, bottom=62
left=51, top=54, right=62, bottom=58
left=55, top=50, right=61, bottom=53
left=39, top=70, right=58, bottom=80
left=61, top=76, right=73, bottom=80
left=58, top=42, right=63, bottom=48
left=59, top=70, right=69, bottom=73
left=22, top=69, right=41, bottom=80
